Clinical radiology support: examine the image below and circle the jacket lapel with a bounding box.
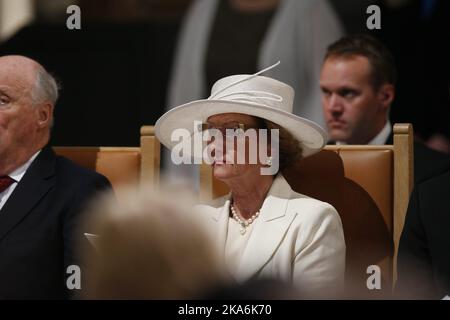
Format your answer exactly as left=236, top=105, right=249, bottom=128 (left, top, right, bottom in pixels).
left=210, top=197, right=232, bottom=260
left=235, top=175, right=298, bottom=282
left=0, top=146, right=55, bottom=241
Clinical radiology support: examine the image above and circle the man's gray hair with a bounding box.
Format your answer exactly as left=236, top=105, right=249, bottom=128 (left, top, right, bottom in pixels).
left=32, top=66, right=60, bottom=106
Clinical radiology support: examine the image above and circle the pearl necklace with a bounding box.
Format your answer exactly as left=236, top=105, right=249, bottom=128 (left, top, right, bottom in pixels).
left=230, top=204, right=260, bottom=235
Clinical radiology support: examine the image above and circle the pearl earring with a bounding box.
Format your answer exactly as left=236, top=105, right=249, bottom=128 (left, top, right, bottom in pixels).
left=266, top=157, right=272, bottom=166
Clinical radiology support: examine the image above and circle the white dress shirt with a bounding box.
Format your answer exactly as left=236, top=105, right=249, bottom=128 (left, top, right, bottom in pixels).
left=0, top=150, right=41, bottom=211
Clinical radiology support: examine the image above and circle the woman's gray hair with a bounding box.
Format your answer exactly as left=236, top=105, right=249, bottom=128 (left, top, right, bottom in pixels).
left=32, top=66, right=60, bottom=106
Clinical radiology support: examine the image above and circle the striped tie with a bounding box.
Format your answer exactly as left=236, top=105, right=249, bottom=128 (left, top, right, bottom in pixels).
left=0, top=176, right=15, bottom=193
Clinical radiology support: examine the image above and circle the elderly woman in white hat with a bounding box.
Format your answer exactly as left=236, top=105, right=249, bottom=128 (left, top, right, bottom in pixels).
left=155, top=65, right=345, bottom=297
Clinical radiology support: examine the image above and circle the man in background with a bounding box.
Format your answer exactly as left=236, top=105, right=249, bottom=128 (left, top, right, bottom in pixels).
left=319, top=34, right=450, bottom=183
left=0, top=55, right=111, bottom=299
left=320, top=34, right=450, bottom=299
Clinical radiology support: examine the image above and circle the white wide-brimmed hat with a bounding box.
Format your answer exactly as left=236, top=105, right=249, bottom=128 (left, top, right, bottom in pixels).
left=155, top=63, right=328, bottom=158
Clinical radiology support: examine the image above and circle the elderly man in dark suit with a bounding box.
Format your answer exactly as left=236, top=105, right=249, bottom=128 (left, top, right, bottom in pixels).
left=0, top=55, right=111, bottom=299
left=319, top=34, right=450, bottom=183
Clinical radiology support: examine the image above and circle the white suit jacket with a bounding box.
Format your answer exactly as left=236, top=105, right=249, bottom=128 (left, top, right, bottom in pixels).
left=196, top=174, right=346, bottom=295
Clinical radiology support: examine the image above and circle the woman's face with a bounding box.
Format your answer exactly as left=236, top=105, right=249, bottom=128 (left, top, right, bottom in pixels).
left=205, top=113, right=268, bottom=182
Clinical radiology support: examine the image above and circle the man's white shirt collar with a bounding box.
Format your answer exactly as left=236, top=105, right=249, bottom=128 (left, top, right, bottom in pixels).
left=8, top=150, right=41, bottom=183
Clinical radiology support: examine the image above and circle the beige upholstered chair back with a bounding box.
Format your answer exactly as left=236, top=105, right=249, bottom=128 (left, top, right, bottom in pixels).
left=54, top=126, right=160, bottom=200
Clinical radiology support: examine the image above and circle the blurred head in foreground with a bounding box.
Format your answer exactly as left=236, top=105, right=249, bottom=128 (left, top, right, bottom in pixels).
left=82, top=185, right=223, bottom=299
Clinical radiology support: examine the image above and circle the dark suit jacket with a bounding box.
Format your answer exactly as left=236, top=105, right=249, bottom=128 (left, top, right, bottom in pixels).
left=397, top=171, right=450, bottom=299
left=0, top=146, right=112, bottom=299
left=385, top=134, right=450, bottom=183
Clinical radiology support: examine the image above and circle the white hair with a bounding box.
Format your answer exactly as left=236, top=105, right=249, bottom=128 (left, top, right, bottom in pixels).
left=31, top=66, right=60, bottom=106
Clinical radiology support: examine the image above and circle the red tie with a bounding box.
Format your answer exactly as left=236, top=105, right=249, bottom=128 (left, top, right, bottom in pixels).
left=0, top=176, right=15, bottom=193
